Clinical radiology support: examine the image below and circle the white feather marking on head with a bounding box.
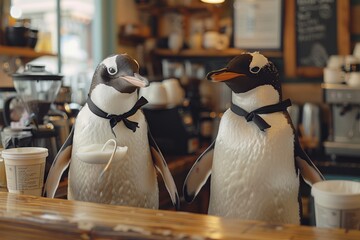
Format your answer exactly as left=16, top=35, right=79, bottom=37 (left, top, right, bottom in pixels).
left=102, top=55, right=118, bottom=75
left=249, top=52, right=269, bottom=73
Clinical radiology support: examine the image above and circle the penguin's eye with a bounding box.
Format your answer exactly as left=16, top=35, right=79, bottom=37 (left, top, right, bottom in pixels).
left=250, top=66, right=260, bottom=74
left=108, top=67, right=117, bottom=75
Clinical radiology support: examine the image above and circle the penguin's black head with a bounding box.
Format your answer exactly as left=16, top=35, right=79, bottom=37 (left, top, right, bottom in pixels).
left=89, top=54, right=149, bottom=94
left=207, top=52, right=281, bottom=98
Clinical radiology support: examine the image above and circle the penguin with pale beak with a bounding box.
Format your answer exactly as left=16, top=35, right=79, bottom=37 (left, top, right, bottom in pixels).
left=183, top=52, right=324, bottom=223
left=45, top=54, right=179, bottom=209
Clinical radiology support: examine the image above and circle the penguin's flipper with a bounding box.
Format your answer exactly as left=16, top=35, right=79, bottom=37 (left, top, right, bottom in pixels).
left=183, top=141, right=215, bottom=203
left=43, top=126, right=74, bottom=198
left=148, top=131, right=180, bottom=210
left=294, top=135, right=325, bottom=186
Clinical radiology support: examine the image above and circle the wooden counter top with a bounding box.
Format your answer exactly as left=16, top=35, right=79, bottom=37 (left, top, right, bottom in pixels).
left=0, top=192, right=359, bottom=240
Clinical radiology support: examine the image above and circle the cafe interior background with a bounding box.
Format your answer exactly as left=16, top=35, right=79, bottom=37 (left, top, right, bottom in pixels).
left=0, top=0, right=360, bottom=226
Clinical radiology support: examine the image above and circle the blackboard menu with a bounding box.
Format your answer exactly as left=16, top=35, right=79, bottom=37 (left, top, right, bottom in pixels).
left=296, top=0, right=338, bottom=68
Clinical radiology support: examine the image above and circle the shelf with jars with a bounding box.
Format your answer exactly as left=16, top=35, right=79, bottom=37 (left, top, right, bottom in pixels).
left=118, top=1, right=224, bottom=45
left=136, top=1, right=222, bottom=36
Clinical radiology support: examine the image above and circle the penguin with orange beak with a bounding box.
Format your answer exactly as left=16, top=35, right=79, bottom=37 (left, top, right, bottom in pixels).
left=183, top=52, right=324, bottom=224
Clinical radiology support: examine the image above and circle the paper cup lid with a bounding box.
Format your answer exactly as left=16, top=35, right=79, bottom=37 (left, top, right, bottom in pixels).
left=2, top=147, right=48, bottom=160
left=311, top=180, right=360, bottom=209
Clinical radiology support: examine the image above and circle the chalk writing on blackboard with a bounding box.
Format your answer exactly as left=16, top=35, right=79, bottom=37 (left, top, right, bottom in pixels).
left=296, top=0, right=338, bottom=68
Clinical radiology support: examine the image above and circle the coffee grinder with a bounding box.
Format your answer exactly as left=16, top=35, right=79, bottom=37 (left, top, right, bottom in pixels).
left=2, top=64, right=63, bottom=175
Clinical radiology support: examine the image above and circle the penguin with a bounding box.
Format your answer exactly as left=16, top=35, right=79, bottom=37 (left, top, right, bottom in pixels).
left=44, top=53, right=179, bottom=209
left=183, top=52, right=324, bottom=224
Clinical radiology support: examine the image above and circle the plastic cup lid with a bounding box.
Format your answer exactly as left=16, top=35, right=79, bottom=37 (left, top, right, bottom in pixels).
left=312, top=180, right=360, bottom=196
left=2, top=147, right=48, bottom=159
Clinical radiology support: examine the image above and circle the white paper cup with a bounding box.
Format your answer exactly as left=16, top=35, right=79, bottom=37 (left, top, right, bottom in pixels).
left=347, top=72, right=360, bottom=87
left=162, top=78, right=185, bottom=106
left=327, top=55, right=344, bottom=69
left=323, top=67, right=344, bottom=84
left=354, top=43, right=360, bottom=58
left=311, top=180, right=360, bottom=230
left=146, top=82, right=168, bottom=106
left=2, top=147, right=48, bottom=196
left=203, top=31, right=220, bottom=49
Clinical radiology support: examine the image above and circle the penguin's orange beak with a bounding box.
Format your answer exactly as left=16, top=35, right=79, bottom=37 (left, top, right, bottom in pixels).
left=210, top=72, right=245, bottom=82
left=207, top=68, right=245, bottom=82
left=121, top=73, right=150, bottom=88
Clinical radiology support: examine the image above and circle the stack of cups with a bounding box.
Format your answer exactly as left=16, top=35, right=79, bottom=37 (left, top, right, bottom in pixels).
left=311, top=180, right=360, bottom=230
left=344, top=55, right=360, bottom=87
left=140, top=79, right=185, bottom=107
left=2, top=147, right=48, bottom=196
left=323, top=55, right=345, bottom=84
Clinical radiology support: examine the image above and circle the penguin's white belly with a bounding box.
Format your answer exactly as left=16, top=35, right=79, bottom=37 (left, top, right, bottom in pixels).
left=68, top=106, right=159, bottom=209
left=209, top=110, right=300, bottom=224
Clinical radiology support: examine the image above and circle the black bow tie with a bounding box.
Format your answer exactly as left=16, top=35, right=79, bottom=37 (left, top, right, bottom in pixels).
left=230, top=99, right=292, bottom=131
left=86, top=96, right=148, bottom=137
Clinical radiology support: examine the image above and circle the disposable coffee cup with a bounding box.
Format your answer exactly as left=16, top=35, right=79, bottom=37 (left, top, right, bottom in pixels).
left=2, top=147, right=48, bottom=196
left=323, top=67, right=344, bottom=84
left=311, top=180, right=360, bottom=230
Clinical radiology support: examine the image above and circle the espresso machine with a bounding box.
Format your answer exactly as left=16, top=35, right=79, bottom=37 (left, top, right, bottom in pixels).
left=1, top=64, right=63, bottom=175
left=322, top=83, right=360, bottom=158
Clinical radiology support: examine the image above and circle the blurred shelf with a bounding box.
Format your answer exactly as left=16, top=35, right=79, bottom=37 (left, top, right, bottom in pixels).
left=137, top=4, right=217, bottom=15
left=118, top=25, right=152, bottom=46
left=0, top=46, right=57, bottom=88
left=324, top=141, right=360, bottom=157
left=154, top=48, right=283, bottom=58
left=322, top=82, right=360, bottom=90
left=119, top=34, right=149, bottom=44
left=0, top=46, right=56, bottom=58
